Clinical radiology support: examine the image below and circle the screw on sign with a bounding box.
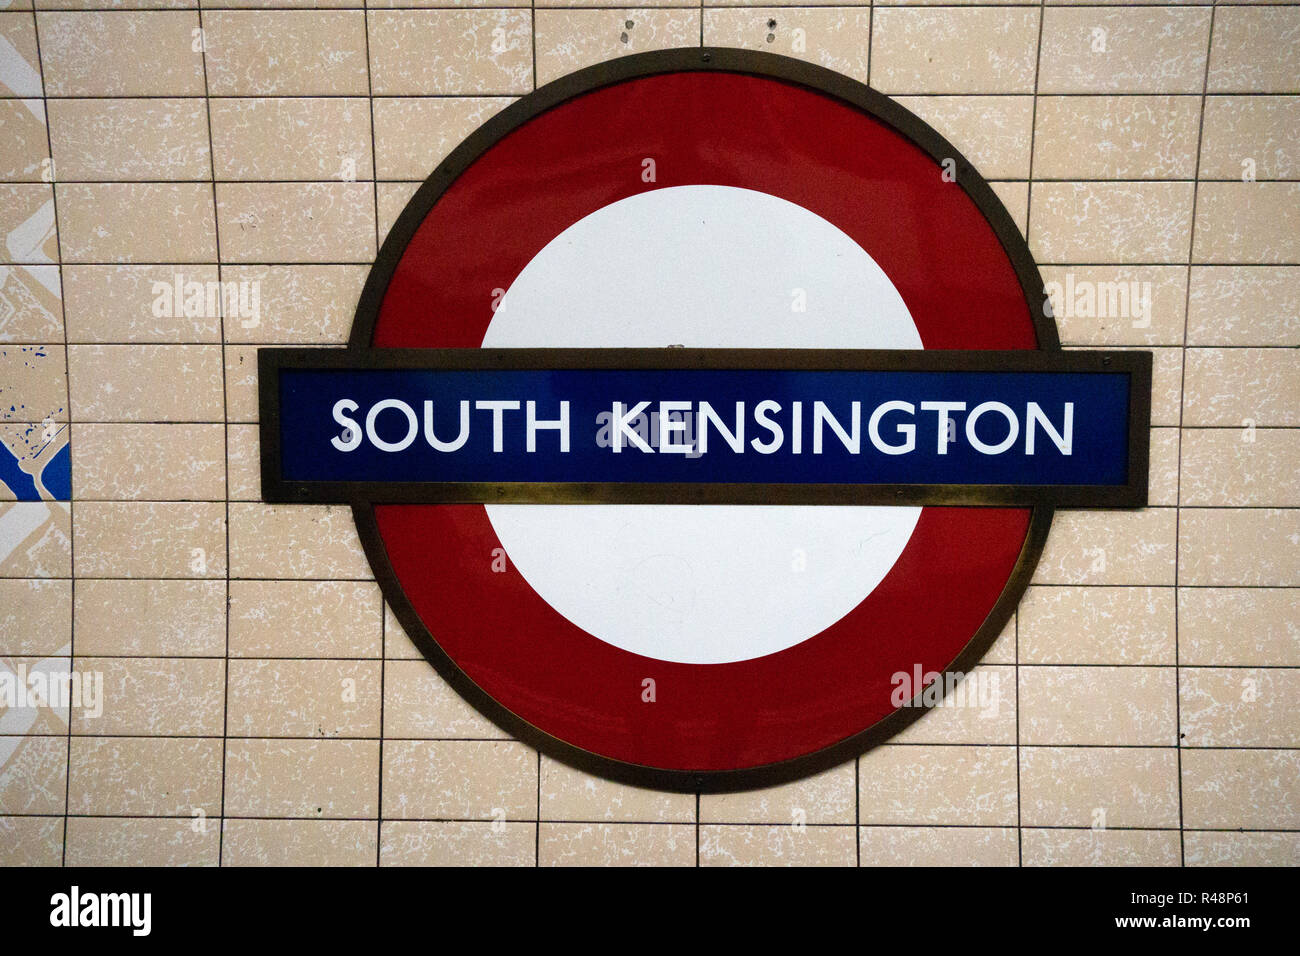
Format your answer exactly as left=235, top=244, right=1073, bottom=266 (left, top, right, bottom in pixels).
left=258, top=49, right=1151, bottom=791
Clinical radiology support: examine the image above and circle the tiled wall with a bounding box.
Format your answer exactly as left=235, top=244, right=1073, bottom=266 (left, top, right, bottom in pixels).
left=1, top=1, right=1297, bottom=867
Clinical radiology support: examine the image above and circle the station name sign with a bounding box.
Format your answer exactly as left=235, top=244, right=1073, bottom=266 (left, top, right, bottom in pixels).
left=260, top=348, right=1151, bottom=508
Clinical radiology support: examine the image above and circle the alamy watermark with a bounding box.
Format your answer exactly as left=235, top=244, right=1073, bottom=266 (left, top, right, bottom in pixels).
left=152, top=273, right=261, bottom=328
left=891, top=665, right=1003, bottom=718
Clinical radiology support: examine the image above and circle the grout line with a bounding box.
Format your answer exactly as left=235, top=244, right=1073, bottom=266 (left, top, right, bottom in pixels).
left=27, top=6, right=74, bottom=867
left=1174, top=0, right=1220, bottom=869
left=1016, top=0, right=1048, bottom=865
left=192, top=1, right=233, bottom=868
left=361, top=0, right=385, bottom=870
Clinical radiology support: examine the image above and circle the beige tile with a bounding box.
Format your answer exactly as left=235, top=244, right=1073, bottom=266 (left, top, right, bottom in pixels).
left=858, top=745, right=1017, bottom=826
left=540, top=759, right=692, bottom=823
left=891, top=664, right=1016, bottom=745
left=210, top=98, right=372, bottom=182
left=382, top=739, right=536, bottom=820
left=74, top=579, right=225, bottom=656
left=1019, top=585, right=1175, bottom=666
left=1200, top=96, right=1300, bottom=181
left=1032, top=508, right=1177, bottom=585
left=1193, top=183, right=1300, bottom=264
left=1185, top=831, right=1300, bottom=867
left=1182, top=749, right=1300, bottom=829
left=533, top=9, right=702, bottom=87
left=71, top=656, right=224, bottom=735
left=375, top=181, right=419, bottom=242
left=73, top=501, right=226, bottom=578
left=0, top=98, right=50, bottom=182
left=983, top=614, right=1017, bottom=666
left=372, top=97, right=514, bottom=180
left=1134, top=351, right=1187, bottom=425
left=0, top=578, right=70, bottom=655
left=1181, top=668, right=1300, bottom=748
left=228, top=503, right=370, bottom=579
left=229, top=580, right=381, bottom=658
left=989, top=181, right=1029, bottom=237
left=1207, top=6, right=1300, bottom=94
left=226, top=422, right=259, bottom=499
left=894, top=96, right=1033, bottom=181
left=68, top=344, right=223, bottom=421
left=1183, top=348, right=1299, bottom=427
left=699, top=824, right=855, bottom=867
left=177, top=0, right=351, bottom=7
left=0, top=185, right=56, bottom=263
left=870, top=7, right=1038, bottom=95
left=223, top=738, right=379, bottom=818
left=1179, top=588, right=1300, bottom=667
left=1138, top=345, right=1189, bottom=425
left=1034, top=96, right=1200, bottom=180
left=384, top=603, right=423, bottom=660
left=204, top=11, right=368, bottom=96
left=65, top=817, right=218, bottom=867
left=36, top=0, right=190, bottom=5
left=382, top=658, right=507, bottom=739
left=0, top=734, right=66, bottom=813
left=698, top=762, right=853, bottom=825
left=536, top=10, right=700, bottom=87
left=858, top=826, right=1017, bottom=867
left=1180, top=509, right=1300, bottom=587
left=1180, top=428, right=1300, bottom=507
left=63, top=265, right=221, bottom=343
left=72, top=423, right=225, bottom=500
left=703, top=8, right=870, bottom=84
left=1022, top=828, right=1180, bottom=867
left=369, top=10, right=533, bottom=95
left=222, top=819, right=376, bottom=867
left=0, top=815, right=63, bottom=867
left=67, top=736, right=221, bottom=815
left=542, top=822, right=695, bottom=866
left=36, top=11, right=205, bottom=96
left=223, top=345, right=259, bottom=422
left=1042, top=265, right=1186, bottom=346
left=57, top=183, right=217, bottom=263
left=0, top=265, right=62, bottom=343
left=221, top=265, right=366, bottom=345
left=1149, top=427, right=1181, bottom=507
left=227, top=659, right=381, bottom=738
left=1019, top=747, right=1179, bottom=828
left=47, top=98, right=209, bottom=181
left=1038, top=7, right=1211, bottom=94
left=1187, top=266, right=1300, bottom=347
left=0, top=13, right=43, bottom=97
left=380, top=820, right=534, bottom=866
left=0, top=345, right=65, bottom=423
left=1030, top=182, right=1194, bottom=264
left=369, top=0, right=528, bottom=7
left=216, top=182, right=376, bottom=264
left=1019, top=666, right=1177, bottom=746
left=0, top=502, right=71, bottom=578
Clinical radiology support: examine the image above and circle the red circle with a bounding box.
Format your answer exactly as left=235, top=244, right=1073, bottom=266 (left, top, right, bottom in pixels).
left=371, top=70, right=1038, bottom=773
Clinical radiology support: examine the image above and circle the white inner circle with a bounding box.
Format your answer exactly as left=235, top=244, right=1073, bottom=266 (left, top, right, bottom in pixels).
left=483, top=185, right=923, bottom=665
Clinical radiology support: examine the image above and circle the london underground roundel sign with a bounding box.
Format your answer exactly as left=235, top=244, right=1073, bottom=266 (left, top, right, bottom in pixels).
left=258, top=49, right=1151, bottom=790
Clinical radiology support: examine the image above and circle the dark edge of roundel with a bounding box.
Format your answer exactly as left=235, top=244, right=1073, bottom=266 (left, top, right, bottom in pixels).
left=341, top=47, right=1060, bottom=793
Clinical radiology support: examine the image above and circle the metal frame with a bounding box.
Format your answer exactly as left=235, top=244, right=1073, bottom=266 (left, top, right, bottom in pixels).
left=253, top=47, right=1154, bottom=792
left=259, top=346, right=1152, bottom=509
